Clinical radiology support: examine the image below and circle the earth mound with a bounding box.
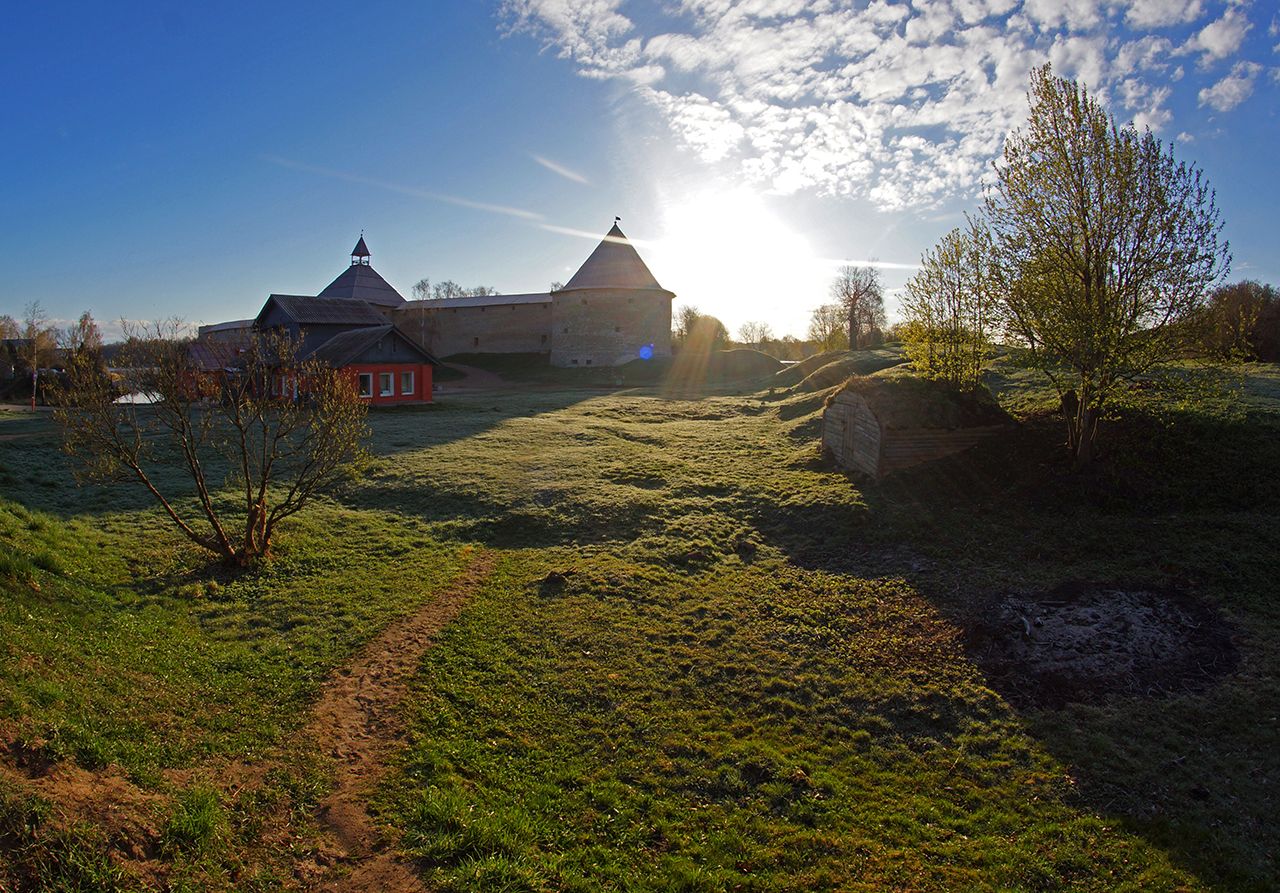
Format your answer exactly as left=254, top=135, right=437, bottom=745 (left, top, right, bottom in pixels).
left=962, top=581, right=1237, bottom=709
left=835, top=369, right=1012, bottom=429
left=775, top=348, right=906, bottom=391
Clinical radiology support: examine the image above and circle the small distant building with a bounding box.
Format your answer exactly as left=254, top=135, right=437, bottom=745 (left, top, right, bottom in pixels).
left=186, top=238, right=443, bottom=404
left=250, top=241, right=440, bottom=404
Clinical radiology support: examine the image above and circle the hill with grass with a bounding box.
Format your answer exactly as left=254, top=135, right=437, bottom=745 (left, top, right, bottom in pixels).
left=2, top=357, right=1278, bottom=891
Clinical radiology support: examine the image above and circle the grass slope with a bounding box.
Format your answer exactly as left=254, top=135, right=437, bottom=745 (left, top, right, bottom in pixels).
left=1, top=357, right=1278, bottom=891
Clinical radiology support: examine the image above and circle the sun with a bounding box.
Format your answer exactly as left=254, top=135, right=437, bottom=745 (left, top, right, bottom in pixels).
left=645, top=187, right=829, bottom=340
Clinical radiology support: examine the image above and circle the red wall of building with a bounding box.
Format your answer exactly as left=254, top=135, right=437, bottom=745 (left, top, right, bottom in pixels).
left=343, top=364, right=434, bottom=404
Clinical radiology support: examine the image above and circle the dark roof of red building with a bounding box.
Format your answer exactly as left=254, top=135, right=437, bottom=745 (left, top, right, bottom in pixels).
left=317, top=263, right=405, bottom=307
left=187, top=340, right=249, bottom=372
left=259, top=294, right=390, bottom=327
left=304, top=325, right=441, bottom=368
left=560, top=223, right=669, bottom=293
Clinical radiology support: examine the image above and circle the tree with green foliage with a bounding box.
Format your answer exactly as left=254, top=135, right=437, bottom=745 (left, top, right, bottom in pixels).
left=1198, top=280, right=1279, bottom=361
left=672, top=305, right=729, bottom=351
left=807, top=303, right=850, bottom=352
left=986, top=65, right=1229, bottom=466
left=902, top=221, right=997, bottom=392
left=55, top=323, right=369, bottom=566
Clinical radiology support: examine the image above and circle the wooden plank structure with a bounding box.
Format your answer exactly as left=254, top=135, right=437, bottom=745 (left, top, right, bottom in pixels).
left=822, top=390, right=1007, bottom=477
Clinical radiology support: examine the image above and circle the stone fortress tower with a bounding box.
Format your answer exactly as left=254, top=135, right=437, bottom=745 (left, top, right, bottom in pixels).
left=548, top=222, right=674, bottom=367
left=392, top=222, right=674, bottom=368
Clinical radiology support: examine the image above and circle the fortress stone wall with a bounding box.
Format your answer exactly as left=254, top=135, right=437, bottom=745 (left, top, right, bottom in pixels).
left=551, top=287, right=672, bottom=367
left=392, top=223, right=674, bottom=368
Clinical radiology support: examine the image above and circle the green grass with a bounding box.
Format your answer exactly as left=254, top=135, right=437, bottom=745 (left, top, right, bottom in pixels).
left=1, top=355, right=1278, bottom=890
left=385, top=556, right=1202, bottom=891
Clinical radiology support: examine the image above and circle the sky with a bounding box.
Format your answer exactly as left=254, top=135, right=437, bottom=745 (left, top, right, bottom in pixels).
left=3, top=0, right=1278, bottom=343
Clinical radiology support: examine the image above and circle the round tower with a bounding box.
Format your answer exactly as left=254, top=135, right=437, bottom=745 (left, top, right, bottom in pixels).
left=550, top=222, right=674, bottom=368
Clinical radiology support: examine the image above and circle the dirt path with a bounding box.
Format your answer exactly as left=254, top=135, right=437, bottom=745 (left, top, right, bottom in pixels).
left=307, top=551, right=496, bottom=892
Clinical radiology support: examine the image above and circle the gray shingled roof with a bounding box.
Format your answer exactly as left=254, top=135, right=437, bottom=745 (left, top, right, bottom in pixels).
left=304, top=325, right=440, bottom=367
left=318, top=262, right=406, bottom=308
left=561, top=223, right=669, bottom=292
left=262, top=294, right=390, bottom=327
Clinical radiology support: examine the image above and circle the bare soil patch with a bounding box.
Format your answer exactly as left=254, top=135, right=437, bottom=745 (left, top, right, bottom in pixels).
left=962, top=581, right=1238, bottom=709
left=305, top=550, right=495, bottom=893
left=0, top=552, right=494, bottom=892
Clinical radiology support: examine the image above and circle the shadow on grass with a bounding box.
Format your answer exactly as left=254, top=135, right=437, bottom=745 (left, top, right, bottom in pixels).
left=792, top=408, right=1280, bottom=892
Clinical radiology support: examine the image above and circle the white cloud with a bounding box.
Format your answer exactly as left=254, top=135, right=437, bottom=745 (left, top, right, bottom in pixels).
left=1126, top=0, right=1202, bottom=29
left=1183, top=8, right=1251, bottom=63
left=1198, top=60, right=1263, bottom=109
left=532, top=154, right=590, bottom=183
left=503, top=0, right=1268, bottom=210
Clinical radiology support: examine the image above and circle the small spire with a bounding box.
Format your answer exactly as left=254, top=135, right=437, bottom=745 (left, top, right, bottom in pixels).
left=351, top=234, right=371, bottom=265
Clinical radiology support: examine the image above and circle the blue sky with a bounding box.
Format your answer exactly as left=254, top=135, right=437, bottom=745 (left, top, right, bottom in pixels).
left=4, top=0, right=1278, bottom=342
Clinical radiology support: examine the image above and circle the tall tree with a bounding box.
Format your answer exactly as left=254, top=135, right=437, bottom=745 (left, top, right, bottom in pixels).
left=673, top=304, right=702, bottom=342
left=807, top=304, right=849, bottom=352
left=61, top=311, right=104, bottom=358
left=55, top=323, right=369, bottom=566
left=986, top=65, right=1229, bottom=466
left=901, top=221, right=997, bottom=392
left=831, top=264, right=885, bottom=349
left=737, top=321, right=773, bottom=346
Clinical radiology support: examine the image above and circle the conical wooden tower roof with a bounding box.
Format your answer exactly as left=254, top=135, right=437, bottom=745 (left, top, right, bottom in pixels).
left=561, top=223, right=668, bottom=292
left=318, top=237, right=405, bottom=308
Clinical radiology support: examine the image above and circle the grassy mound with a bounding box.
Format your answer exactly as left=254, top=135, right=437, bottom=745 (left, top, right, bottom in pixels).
left=834, top=368, right=1013, bottom=429
left=776, top=348, right=906, bottom=391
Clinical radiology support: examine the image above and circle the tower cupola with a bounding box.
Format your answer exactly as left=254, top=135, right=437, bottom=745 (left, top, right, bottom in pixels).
left=351, top=235, right=371, bottom=266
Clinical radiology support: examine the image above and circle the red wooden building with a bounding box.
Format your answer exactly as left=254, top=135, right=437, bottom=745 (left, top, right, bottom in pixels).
left=245, top=239, right=442, bottom=403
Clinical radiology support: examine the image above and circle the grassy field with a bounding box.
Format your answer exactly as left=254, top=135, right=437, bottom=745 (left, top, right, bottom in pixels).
left=1, top=354, right=1278, bottom=891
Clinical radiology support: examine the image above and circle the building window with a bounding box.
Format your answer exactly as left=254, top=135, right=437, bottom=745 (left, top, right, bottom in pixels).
left=615, top=326, right=621, bottom=332
left=571, top=359, right=579, bottom=365
left=401, top=371, right=413, bottom=395
left=377, top=341, right=383, bottom=353
left=541, top=334, right=547, bottom=345
left=480, top=307, right=485, bottom=312
left=562, top=327, right=568, bottom=333
left=358, top=373, right=373, bottom=398
left=392, top=341, right=397, bottom=353
left=586, top=359, right=593, bottom=365
left=474, top=337, right=480, bottom=347
left=379, top=373, right=393, bottom=396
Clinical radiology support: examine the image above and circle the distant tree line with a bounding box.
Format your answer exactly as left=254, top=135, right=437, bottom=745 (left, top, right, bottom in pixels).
left=411, top=279, right=499, bottom=301
left=1192, top=280, right=1280, bottom=361
left=1, top=302, right=104, bottom=403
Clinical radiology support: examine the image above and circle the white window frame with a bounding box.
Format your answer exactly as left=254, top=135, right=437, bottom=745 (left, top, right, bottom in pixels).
left=379, top=372, right=393, bottom=397
left=400, top=370, right=414, bottom=395
left=358, top=373, right=373, bottom=398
